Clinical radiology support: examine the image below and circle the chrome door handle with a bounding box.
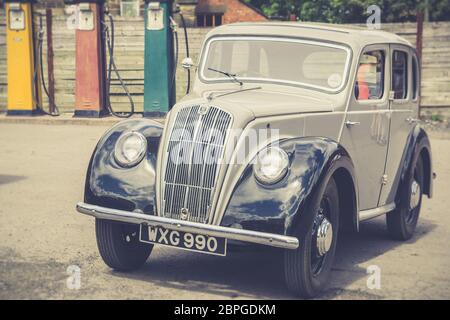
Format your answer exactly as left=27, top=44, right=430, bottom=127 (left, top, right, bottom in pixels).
left=345, top=121, right=361, bottom=127
left=406, top=117, right=420, bottom=124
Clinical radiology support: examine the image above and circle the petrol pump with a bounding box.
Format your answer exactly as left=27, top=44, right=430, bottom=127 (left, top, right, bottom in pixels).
left=63, top=0, right=187, bottom=118
left=5, top=0, right=41, bottom=115
left=65, top=0, right=137, bottom=118
left=143, top=0, right=177, bottom=117
left=64, top=0, right=108, bottom=117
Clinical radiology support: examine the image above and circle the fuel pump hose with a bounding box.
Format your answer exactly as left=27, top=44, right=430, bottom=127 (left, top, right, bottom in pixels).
left=178, top=11, right=190, bottom=94
left=103, top=13, right=136, bottom=118
left=33, top=13, right=60, bottom=116
left=170, top=16, right=179, bottom=97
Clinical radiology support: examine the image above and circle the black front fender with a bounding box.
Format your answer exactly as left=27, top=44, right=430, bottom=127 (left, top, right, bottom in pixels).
left=221, top=137, right=358, bottom=236
left=84, top=119, right=163, bottom=214
left=387, top=125, right=433, bottom=204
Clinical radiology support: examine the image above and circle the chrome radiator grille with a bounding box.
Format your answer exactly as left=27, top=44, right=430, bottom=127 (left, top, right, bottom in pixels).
left=161, top=105, right=232, bottom=223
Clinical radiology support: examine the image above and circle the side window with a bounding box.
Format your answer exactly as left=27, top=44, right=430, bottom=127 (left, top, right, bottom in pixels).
left=355, top=50, right=385, bottom=100
left=412, top=55, right=419, bottom=100
left=392, top=51, right=408, bottom=99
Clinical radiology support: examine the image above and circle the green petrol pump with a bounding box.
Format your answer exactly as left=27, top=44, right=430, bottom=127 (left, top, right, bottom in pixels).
left=143, top=0, right=176, bottom=117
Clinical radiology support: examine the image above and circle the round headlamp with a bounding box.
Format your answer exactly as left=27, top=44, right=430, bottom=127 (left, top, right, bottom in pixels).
left=253, top=147, right=289, bottom=185
left=114, top=131, right=147, bottom=167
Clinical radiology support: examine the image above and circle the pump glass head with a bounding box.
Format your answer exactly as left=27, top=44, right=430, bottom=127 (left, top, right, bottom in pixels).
left=8, top=3, right=25, bottom=30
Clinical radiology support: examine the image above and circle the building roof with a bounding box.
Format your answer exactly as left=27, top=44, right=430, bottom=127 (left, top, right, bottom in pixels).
left=195, top=0, right=268, bottom=19
left=195, top=3, right=227, bottom=14
left=237, top=0, right=269, bottom=19
left=206, top=21, right=412, bottom=50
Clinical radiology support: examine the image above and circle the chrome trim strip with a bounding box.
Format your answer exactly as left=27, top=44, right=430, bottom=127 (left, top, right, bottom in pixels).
left=358, top=202, right=396, bottom=222
left=76, top=202, right=299, bottom=250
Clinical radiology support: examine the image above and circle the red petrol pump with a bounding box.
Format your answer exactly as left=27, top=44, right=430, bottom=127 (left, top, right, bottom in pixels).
left=65, top=0, right=136, bottom=117
left=65, top=0, right=108, bottom=117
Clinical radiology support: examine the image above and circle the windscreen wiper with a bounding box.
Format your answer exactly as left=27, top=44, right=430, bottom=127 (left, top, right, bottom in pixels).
left=207, top=67, right=243, bottom=86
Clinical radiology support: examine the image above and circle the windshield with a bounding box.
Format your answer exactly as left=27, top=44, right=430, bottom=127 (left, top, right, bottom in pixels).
left=201, top=37, right=351, bottom=92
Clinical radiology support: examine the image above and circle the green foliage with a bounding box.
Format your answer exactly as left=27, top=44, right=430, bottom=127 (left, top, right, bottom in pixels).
left=243, top=0, right=450, bottom=22
left=431, top=113, right=445, bottom=122
left=427, top=0, right=450, bottom=21
left=245, top=0, right=302, bottom=19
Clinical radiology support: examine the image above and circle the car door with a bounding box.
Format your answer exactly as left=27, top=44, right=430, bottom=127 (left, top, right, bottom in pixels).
left=340, top=45, right=391, bottom=210
left=378, top=45, right=416, bottom=206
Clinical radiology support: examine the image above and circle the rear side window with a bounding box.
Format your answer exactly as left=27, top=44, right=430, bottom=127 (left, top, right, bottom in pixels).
left=354, top=50, right=385, bottom=100
left=412, top=55, right=419, bottom=100
left=392, top=51, right=408, bottom=99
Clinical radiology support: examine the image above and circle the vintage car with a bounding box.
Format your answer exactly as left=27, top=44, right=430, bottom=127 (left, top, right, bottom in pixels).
left=77, top=22, right=433, bottom=297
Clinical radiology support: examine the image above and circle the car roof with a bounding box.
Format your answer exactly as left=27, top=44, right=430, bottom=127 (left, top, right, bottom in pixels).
left=206, top=22, right=413, bottom=50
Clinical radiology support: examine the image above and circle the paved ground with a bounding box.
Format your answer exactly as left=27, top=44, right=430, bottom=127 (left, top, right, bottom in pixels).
left=0, top=122, right=449, bottom=300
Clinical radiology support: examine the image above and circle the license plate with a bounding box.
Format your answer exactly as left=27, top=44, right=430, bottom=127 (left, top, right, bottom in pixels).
left=139, top=225, right=227, bottom=256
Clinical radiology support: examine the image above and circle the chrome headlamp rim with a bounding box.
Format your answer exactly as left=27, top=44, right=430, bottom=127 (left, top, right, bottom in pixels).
left=114, top=131, right=147, bottom=168
left=253, top=146, right=289, bottom=185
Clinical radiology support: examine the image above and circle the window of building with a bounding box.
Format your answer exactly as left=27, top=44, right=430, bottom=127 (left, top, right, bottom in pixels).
left=205, top=14, right=213, bottom=26
left=392, top=50, right=408, bottom=100
left=215, top=14, right=222, bottom=26
left=197, top=13, right=223, bottom=27
left=354, top=50, right=385, bottom=100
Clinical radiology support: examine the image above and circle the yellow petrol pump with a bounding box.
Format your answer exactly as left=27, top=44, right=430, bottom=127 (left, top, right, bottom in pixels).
left=5, top=0, right=41, bottom=115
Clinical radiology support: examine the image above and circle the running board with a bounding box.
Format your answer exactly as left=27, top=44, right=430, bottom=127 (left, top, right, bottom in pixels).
left=358, top=203, right=396, bottom=222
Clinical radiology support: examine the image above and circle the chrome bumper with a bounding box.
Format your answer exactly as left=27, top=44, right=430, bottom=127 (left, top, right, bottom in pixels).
left=76, top=202, right=299, bottom=250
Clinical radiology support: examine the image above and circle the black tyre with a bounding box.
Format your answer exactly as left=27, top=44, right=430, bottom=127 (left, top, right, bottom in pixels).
left=386, top=154, right=424, bottom=240
left=284, top=177, right=339, bottom=298
left=95, top=219, right=153, bottom=271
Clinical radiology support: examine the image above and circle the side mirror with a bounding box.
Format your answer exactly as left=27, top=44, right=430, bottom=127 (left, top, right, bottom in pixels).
left=181, top=57, right=195, bottom=70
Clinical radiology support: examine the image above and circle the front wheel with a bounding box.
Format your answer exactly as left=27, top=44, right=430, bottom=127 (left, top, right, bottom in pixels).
left=95, top=219, right=153, bottom=271
left=284, top=177, right=339, bottom=298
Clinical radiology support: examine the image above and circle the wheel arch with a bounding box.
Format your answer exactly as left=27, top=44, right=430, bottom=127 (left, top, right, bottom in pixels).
left=222, top=137, right=359, bottom=236
left=84, top=119, right=164, bottom=213
left=332, top=166, right=359, bottom=233
left=419, top=144, right=432, bottom=198
left=386, top=125, right=433, bottom=205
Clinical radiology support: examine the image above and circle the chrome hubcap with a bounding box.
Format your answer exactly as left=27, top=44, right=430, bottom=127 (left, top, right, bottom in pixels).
left=316, top=216, right=333, bottom=256
left=410, top=179, right=421, bottom=210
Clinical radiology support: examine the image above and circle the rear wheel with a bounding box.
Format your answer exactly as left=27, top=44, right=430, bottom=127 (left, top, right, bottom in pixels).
left=386, top=155, right=424, bottom=240
left=95, top=219, right=153, bottom=271
left=284, top=177, right=339, bottom=298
